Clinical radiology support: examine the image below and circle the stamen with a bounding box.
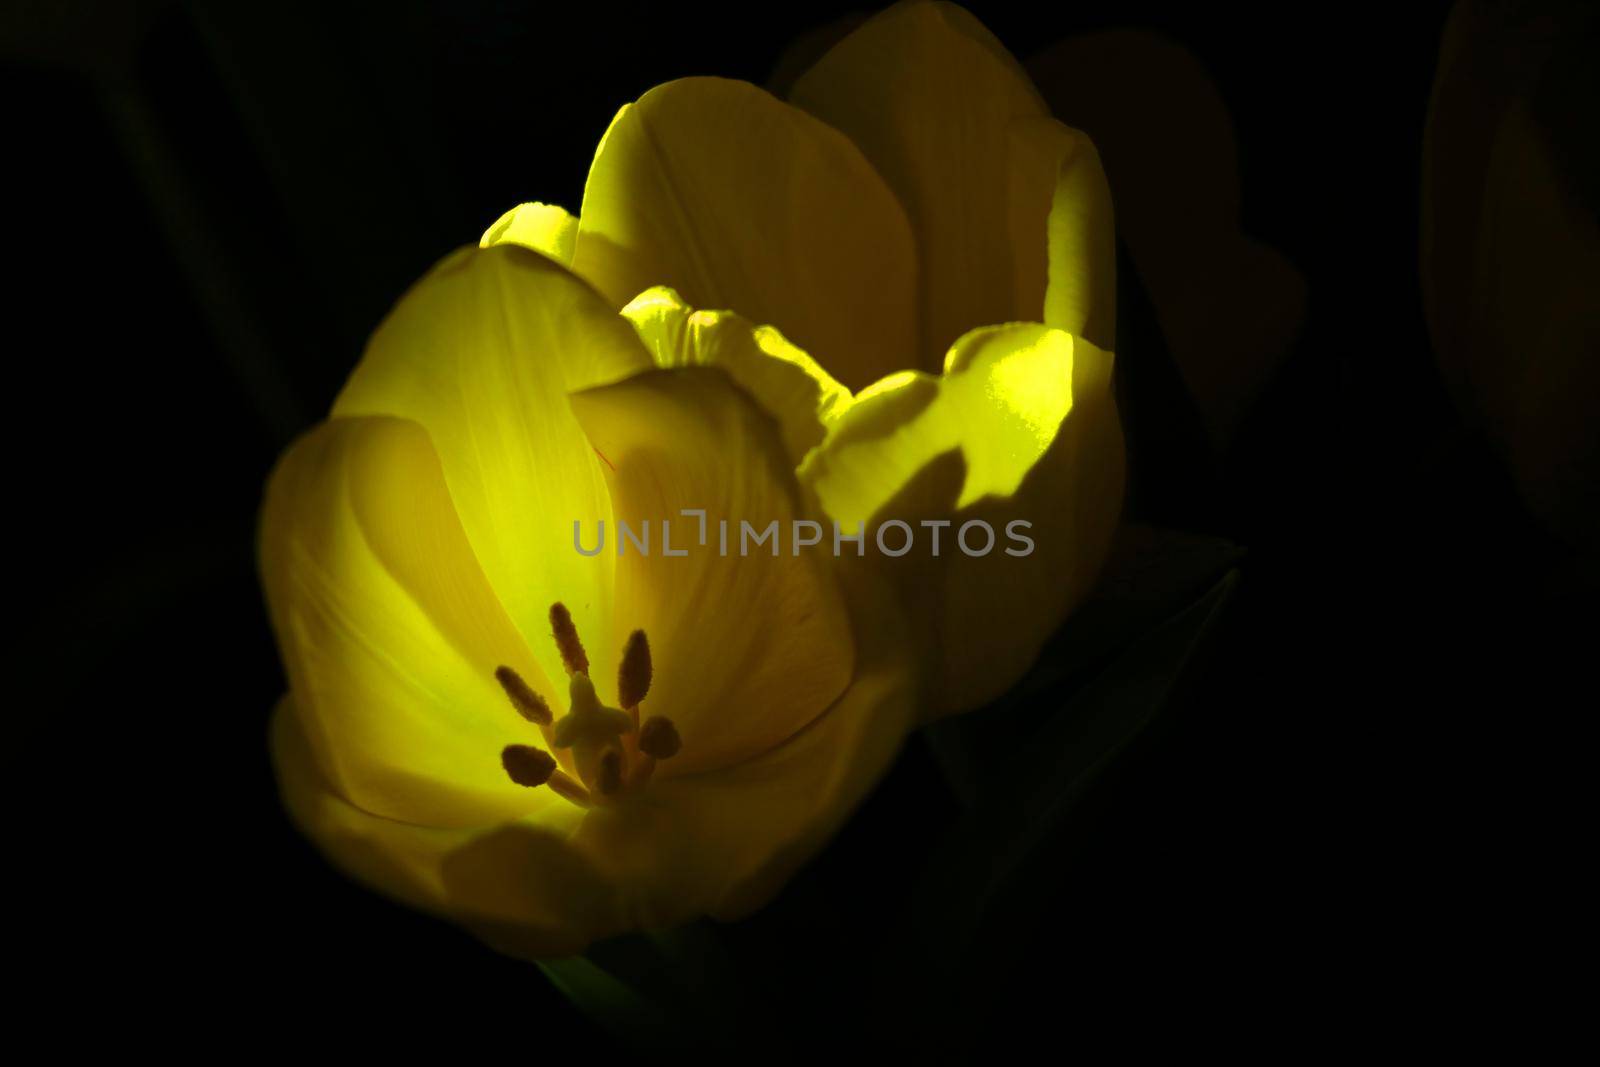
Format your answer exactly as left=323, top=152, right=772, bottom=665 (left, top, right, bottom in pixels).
left=595, top=748, right=624, bottom=796
left=546, top=769, right=592, bottom=807
left=638, top=716, right=681, bottom=760
left=494, top=665, right=551, bottom=725
left=617, top=630, right=652, bottom=709
left=501, top=744, right=557, bottom=787
left=549, top=602, right=589, bottom=675
left=496, top=612, right=678, bottom=805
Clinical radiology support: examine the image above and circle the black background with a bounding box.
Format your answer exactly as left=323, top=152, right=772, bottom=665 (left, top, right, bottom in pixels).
left=7, top=0, right=1588, bottom=1049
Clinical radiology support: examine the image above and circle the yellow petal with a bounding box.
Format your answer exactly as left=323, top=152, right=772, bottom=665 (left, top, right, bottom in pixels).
left=804, top=325, right=1075, bottom=518
left=270, top=697, right=599, bottom=958
left=260, top=416, right=564, bottom=827
left=480, top=201, right=578, bottom=266
left=800, top=323, right=1125, bottom=714
left=573, top=76, right=918, bottom=391
left=790, top=2, right=1075, bottom=361
left=333, top=244, right=652, bottom=690
left=569, top=366, right=854, bottom=775
left=621, top=286, right=852, bottom=464
left=269, top=566, right=919, bottom=956
left=1008, top=116, right=1116, bottom=350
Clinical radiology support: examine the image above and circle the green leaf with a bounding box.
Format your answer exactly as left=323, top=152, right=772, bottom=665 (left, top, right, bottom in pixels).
left=538, top=955, right=674, bottom=1048
left=539, top=921, right=763, bottom=1050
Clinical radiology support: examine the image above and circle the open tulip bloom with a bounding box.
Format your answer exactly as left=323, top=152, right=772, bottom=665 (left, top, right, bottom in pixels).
left=261, top=1, right=1125, bottom=958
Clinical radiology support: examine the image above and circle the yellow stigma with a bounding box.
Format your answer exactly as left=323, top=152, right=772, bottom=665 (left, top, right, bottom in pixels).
left=498, top=604, right=680, bottom=805
left=550, top=672, right=635, bottom=750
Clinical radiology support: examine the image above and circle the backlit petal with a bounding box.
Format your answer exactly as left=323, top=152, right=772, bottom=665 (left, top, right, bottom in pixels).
left=574, top=76, right=918, bottom=391
left=1008, top=116, right=1116, bottom=350
left=333, top=244, right=653, bottom=689
left=800, top=323, right=1125, bottom=714
left=260, top=416, right=563, bottom=827
left=569, top=366, right=855, bottom=775
left=270, top=698, right=600, bottom=958
left=621, top=286, right=852, bottom=464
left=481, top=201, right=578, bottom=266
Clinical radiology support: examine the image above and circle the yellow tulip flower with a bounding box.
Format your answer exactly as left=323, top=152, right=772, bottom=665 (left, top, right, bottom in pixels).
left=263, top=0, right=1123, bottom=957
left=264, top=244, right=920, bottom=957
left=494, top=0, right=1126, bottom=714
